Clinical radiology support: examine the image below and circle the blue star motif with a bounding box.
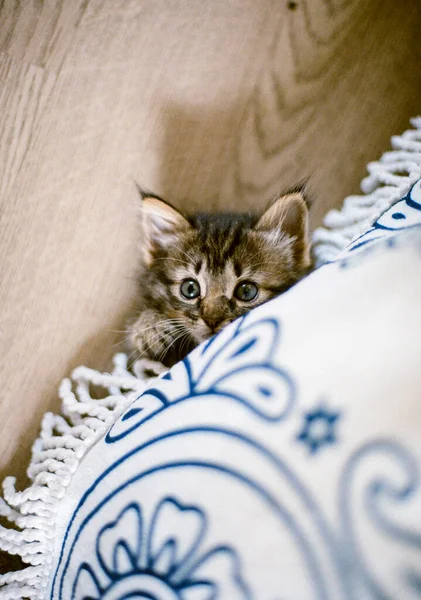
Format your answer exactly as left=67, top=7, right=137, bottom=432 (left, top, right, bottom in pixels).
left=296, top=404, right=341, bottom=455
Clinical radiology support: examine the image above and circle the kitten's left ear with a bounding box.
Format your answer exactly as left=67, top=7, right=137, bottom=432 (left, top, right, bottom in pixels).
left=136, top=185, right=190, bottom=265
left=255, top=190, right=311, bottom=266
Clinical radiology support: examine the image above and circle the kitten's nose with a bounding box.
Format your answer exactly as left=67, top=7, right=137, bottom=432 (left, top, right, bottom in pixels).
left=203, top=316, right=224, bottom=332
left=202, top=296, right=230, bottom=333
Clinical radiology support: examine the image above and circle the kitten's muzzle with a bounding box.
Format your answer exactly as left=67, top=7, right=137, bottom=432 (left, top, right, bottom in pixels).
left=202, top=316, right=224, bottom=333
left=201, top=296, right=232, bottom=333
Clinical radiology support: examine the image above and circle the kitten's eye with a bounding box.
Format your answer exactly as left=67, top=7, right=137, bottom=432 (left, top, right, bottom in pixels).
left=180, top=278, right=201, bottom=299
left=234, top=281, right=259, bottom=302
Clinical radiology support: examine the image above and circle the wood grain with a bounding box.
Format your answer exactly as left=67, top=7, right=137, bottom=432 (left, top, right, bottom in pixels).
left=221, top=0, right=421, bottom=225
left=0, top=0, right=89, bottom=71
left=0, top=2, right=420, bottom=562
left=0, top=54, right=56, bottom=203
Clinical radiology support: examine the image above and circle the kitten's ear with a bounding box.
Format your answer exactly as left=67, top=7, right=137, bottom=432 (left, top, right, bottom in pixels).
left=137, top=186, right=190, bottom=265
left=255, top=190, right=311, bottom=266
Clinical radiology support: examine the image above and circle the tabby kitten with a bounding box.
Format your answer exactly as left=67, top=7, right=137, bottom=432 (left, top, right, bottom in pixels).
left=128, top=186, right=311, bottom=368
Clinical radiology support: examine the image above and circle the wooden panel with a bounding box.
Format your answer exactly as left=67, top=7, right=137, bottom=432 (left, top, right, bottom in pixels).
left=222, top=0, right=421, bottom=225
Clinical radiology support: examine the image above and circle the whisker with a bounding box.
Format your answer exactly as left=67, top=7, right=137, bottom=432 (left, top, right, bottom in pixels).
left=126, top=345, right=142, bottom=364
left=174, top=323, right=194, bottom=360
left=241, top=260, right=265, bottom=270
left=179, top=330, right=193, bottom=358
left=127, top=318, right=185, bottom=337
left=130, top=320, right=185, bottom=363
left=127, top=313, right=194, bottom=365
left=156, top=323, right=187, bottom=364
left=111, top=338, right=129, bottom=349
left=171, top=245, right=197, bottom=265
left=139, top=327, right=173, bottom=351
left=127, top=328, right=168, bottom=363
left=153, top=257, right=191, bottom=267
left=157, top=327, right=187, bottom=364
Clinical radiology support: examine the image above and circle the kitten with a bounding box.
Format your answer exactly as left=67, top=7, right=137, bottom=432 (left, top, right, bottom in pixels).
left=127, top=186, right=311, bottom=369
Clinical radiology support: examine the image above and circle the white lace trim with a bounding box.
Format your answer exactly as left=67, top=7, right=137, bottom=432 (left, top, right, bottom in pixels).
left=312, top=117, right=421, bottom=266
left=0, top=355, right=150, bottom=600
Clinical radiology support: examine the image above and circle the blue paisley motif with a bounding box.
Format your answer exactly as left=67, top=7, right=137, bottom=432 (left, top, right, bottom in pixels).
left=339, top=178, right=421, bottom=260
left=339, top=440, right=421, bottom=599
left=106, top=314, right=295, bottom=443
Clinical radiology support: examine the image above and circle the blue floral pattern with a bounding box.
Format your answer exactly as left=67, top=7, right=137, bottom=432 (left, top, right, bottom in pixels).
left=72, top=498, right=250, bottom=600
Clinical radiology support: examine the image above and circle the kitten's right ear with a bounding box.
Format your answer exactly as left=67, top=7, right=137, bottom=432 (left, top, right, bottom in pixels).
left=136, top=185, right=190, bottom=265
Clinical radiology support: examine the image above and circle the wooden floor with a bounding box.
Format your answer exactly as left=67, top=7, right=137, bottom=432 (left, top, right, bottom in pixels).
left=0, top=0, right=420, bottom=517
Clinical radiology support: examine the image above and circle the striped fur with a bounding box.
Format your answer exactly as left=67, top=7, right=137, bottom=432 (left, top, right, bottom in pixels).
left=128, top=189, right=311, bottom=367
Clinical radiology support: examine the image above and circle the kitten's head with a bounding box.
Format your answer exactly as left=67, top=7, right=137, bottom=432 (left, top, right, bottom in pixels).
left=133, top=186, right=311, bottom=360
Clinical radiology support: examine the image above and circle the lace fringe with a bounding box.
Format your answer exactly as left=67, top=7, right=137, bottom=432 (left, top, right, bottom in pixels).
left=0, top=354, right=148, bottom=600
left=312, top=117, right=421, bottom=266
